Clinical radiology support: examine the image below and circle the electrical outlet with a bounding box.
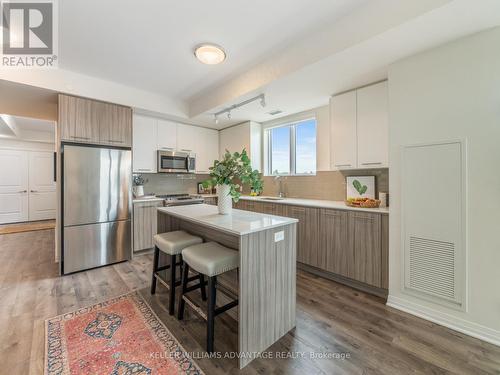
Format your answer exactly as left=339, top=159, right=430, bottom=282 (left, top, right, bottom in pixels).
left=274, top=231, right=284, bottom=242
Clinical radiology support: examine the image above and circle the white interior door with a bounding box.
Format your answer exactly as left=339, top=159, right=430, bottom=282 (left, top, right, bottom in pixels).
left=0, top=150, right=29, bottom=224
left=28, top=151, right=56, bottom=221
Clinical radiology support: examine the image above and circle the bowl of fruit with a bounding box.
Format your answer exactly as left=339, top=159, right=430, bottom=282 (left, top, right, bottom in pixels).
left=345, top=197, right=381, bottom=208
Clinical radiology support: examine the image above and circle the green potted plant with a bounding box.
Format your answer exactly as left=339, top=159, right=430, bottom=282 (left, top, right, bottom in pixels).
left=203, top=149, right=263, bottom=214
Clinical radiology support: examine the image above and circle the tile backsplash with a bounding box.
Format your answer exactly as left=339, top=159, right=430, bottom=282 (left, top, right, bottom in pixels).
left=138, top=168, right=389, bottom=202
left=261, top=169, right=389, bottom=201
left=138, top=173, right=210, bottom=196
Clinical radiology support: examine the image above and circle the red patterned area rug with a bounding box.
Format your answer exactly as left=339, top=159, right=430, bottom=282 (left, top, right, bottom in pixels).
left=45, top=291, right=203, bottom=375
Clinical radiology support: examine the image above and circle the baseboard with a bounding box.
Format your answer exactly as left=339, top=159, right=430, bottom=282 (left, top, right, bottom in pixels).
left=387, top=295, right=500, bottom=347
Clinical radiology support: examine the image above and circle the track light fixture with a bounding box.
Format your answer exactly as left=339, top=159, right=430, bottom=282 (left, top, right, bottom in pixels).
left=212, top=94, right=266, bottom=122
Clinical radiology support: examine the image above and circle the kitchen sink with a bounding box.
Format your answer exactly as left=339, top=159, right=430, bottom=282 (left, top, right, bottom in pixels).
left=260, top=197, right=285, bottom=201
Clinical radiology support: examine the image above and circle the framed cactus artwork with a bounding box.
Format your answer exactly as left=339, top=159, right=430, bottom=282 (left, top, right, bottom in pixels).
left=346, top=176, right=375, bottom=199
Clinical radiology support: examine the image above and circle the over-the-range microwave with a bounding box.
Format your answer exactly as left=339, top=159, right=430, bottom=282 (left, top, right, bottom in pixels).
left=157, top=150, right=196, bottom=173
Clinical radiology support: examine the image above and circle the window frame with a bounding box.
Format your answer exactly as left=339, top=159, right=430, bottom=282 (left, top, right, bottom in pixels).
left=264, top=117, right=317, bottom=176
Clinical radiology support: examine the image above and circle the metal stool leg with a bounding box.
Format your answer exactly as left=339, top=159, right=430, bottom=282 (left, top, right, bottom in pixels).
left=150, top=246, right=159, bottom=295
left=207, top=276, right=217, bottom=353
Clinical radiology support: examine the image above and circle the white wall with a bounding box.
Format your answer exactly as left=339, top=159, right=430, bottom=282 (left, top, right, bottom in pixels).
left=261, top=105, right=330, bottom=172
left=0, top=138, right=54, bottom=151
left=388, top=27, right=500, bottom=345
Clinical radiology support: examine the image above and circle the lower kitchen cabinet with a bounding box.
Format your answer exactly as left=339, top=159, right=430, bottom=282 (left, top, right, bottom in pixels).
left=133, top=200, right=163, bottom=252
left=319, top=208, right=350, bottom=277
left=285, top=205, right=320, bottom=267
left=235, top=198, right=388, bottom=296
left=349, top=211, right=382, bottom=288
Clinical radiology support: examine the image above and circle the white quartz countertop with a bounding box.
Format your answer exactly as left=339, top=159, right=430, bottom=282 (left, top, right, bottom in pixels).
left=133, top=197, right=164, bottom=203
left=239, top=195, right=390, bottom=214
left=157, top=204, right=298, bottom=236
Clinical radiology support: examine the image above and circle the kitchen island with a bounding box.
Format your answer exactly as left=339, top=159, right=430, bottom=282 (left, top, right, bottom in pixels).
left=157, top=204, right=298, bottom=368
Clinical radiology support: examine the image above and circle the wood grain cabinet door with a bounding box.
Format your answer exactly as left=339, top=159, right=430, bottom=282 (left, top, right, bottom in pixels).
left=59, top=94, right=99, bottom=143
left=349, top=211, right=382, bottom=287
left=285, top=205, right=319, bottom=267
left=97, top=102, right=132, bottom=147
left=133, top=201, right=161, bottom=252
left=319, top=209, right=350, bottom=277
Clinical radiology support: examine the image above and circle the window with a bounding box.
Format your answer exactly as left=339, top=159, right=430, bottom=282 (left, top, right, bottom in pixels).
left=265, top=118, right=316, bottom=175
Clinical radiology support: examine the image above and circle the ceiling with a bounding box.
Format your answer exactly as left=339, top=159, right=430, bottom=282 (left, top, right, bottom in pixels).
left=2, top=1, right=500, bottom=130
left=0, top=114, right=55, bottom=141
left=59, top=0, right=366, bottom=101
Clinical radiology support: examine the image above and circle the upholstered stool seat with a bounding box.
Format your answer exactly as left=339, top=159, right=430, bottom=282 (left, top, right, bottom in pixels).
left=153, top=230, right=202, bottom=255
left=182, top=242, right=239, bottom=277
left=151, top=231, right=204, bottom=316
left=178, top=242, right=239, bottom=353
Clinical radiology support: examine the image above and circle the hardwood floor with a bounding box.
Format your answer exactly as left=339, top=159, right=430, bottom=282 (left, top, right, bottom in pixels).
left=1, top=229, right=499, bottom=374
left=0, top=220, right=55, bottom=235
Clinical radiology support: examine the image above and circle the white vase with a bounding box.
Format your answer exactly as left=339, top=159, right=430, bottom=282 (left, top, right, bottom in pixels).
left=133, top=185, right=144, bottom=197
left=217, top=184, right=232, bottom=215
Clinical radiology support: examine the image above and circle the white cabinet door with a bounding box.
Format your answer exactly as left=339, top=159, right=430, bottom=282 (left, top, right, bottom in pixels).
left=176, top=124, right=197, bottom=152
left=0, top=150, right=29, bottom=224
left=157, top=119, right=177, bottom=151
left=330, top=91, right=357, bottom=169
left=28, top=151, right=56, bottom=221
left=133, top=114, right=157, bottom=173
left=196, top=127, right=219, bottom=173
left=357, top=81, right=388, bottom=168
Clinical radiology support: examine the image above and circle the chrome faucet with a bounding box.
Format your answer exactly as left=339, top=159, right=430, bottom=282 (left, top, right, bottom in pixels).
left=274, top=175, right=286, bottom=198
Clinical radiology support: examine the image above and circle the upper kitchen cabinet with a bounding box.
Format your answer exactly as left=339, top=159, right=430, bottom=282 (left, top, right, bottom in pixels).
left=176, top=124, right=198, bottom=152
left=132, top=114, right=157, bottom=173
left=330, top=91, right=357, bottom=169
left=132, top=115, right=219, bottom=174
left=357, top=81, right=388, bottom=168
left=58, top=94, right=132, bottom=147
left=330, top=81, right=388, bottom=170
left=59, top=94, right=99, bottom=144
left=219, top=121, right=262, bottom=171
left=96, top=101, right=132, bottom=147
left=195, top=127, right=219, bottom=174
left=157, top=119, right=177, bottom=151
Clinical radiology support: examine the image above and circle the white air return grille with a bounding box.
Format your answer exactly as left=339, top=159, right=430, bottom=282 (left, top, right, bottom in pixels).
left=408, top=236, right=455, bottom=301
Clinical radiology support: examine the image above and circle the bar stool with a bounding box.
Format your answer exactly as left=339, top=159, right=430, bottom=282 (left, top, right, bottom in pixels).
left=151, top=230, right=205, bottom=315
left=177, top=241, right=239, bottom=353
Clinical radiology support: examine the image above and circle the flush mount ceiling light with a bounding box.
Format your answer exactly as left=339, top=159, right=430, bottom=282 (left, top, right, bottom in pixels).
left=194, top=44, right=226, bottom=65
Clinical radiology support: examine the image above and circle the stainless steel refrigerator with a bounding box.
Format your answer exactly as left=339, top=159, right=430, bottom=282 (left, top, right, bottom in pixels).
left=62, top=145, right=132, bottom=274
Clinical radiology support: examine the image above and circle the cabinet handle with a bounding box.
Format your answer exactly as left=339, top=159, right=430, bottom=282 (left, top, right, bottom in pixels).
left=334, top=164, right=352, bottom=167
left=361, top=162, right=383, bottom=166
left=18, top=190, right=27, bottom=193
left=180, top=149, right=192, bottom=152
left=107, top=139, right=124, bottom=143
left=160, top=147, right=173, bottom=150
left=70, top=136, right=90, bottom=140
left=136, top=168, right=151, bottom=172
left=30, top=190, right=38, bottom=193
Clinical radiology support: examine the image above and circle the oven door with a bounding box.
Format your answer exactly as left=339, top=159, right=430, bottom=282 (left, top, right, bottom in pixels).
left=157, top=150, right=189, bottom=173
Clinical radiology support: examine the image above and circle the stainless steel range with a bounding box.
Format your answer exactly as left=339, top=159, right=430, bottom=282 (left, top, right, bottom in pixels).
left=157, top=194, right=204, bottom=206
